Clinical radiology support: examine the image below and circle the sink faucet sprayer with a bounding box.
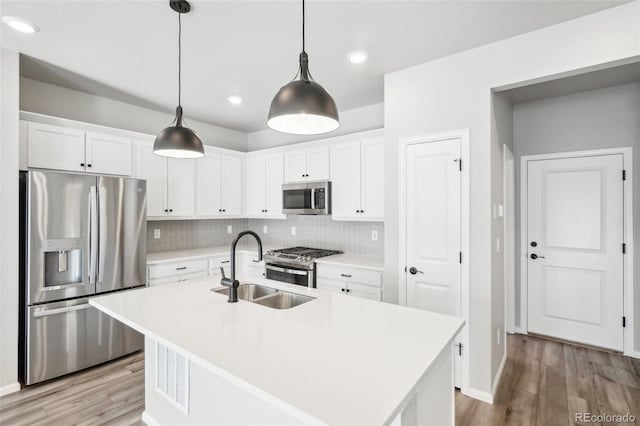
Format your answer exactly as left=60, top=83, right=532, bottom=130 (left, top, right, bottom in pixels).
left=220, top=230, right=263, bottom=303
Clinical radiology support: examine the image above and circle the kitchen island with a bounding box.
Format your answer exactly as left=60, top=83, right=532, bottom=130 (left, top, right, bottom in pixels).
left=90, top=276, right=464, bottom=425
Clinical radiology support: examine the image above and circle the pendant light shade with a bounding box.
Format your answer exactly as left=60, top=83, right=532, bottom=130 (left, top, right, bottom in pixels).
left=268, top=0, right=339, bottom=135
left=154, top=0, right=204, bottom=158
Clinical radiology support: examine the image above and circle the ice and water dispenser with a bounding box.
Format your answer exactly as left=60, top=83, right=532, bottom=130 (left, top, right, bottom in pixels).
left=43, top=238, right=83, bottom=287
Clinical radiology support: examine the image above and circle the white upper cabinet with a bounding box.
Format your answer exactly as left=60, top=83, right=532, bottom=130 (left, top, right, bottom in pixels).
left=220, top=155, right=242, bottom=216
left=284, top=146, right=329, bottom=183
left=27, top=122, right=85, bottom=172
left=136, top=141, right=167, bottom=217
left=196, top=152, right=222, bottom=216
left=25, top=122, right=133, bottom=176
left=195, top=149, right=243, bottom=217
left=360, top=137, right=385, bottom=220
left=245, top=153, right=284, bottom=218
left=330, top=141, right=361, bottom=219
left=167, top=158, right=196, bottom=217
left=85, top=131, right=133, bottom=176
left=330, top=136, right=384, bottom=221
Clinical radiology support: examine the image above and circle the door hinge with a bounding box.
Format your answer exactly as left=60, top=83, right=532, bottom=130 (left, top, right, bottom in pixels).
left=623, top=316, right=627, bottom=328
left=623, top=170, right=627, bottom=181
left=456, top=342, right=463, bottom=356
left=459, top=252, right=462, bottom=264
left=623, top=243, right=627, bottom=254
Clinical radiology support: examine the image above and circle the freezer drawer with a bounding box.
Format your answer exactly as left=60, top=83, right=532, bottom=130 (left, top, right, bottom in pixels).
left=24, top=297, right=143, bottom=385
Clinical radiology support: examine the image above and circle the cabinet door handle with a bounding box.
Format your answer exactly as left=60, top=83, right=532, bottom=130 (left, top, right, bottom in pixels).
left=252, top=260, right=261, bottom=263
left=80, top=163, right=85, bottom=167
left=341, top=288, right=345, bottom=292
left=346, top=289, right=351, bottom=293
left=341, top=274, right=352, bottom=278
left=169, top=209, right=173, bottom=212
left=87, top=164, right=92, bottom=168
left=221, top=260, right=230, bottom=264
left=176, top=266, right=187, bottom=271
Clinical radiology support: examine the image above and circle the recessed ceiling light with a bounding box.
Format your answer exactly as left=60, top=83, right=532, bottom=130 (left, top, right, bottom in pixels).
left=227, top=95, right=242, bottom=105
left=347, top=51, right=368, bottom=64
left=2, top=16, right=40, bottom=34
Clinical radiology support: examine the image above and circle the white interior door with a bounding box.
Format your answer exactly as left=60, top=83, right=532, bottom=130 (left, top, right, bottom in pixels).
left=405, top=138, right=461, bottom=386
left=527, top=155, right=624, bottom=350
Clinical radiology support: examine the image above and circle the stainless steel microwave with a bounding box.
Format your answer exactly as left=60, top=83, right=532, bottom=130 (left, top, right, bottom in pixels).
left=282, top=181, right=331, bottom=215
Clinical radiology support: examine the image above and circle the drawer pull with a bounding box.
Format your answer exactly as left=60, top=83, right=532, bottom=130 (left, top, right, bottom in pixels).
left=176, top=266, right=187, bottom=271
left=340, top=274, right=352, bottom=278
left=221, top=260, right=230, bottom=264
left=252, top=260, right=261, bottom=263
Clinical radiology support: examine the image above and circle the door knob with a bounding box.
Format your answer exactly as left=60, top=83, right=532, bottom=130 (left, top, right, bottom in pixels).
left=409, top=267, right=423, bottom=275
left=530, top=253, right=545, bottom=260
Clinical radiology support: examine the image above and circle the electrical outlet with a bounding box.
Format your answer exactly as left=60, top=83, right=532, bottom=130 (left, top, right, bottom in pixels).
left=153, top=229, right=161, bottom=239
left=263, top=225, right=268, bottom=234
left=291, top=226, right=296, bottom=236
left=227, top=225, right=232, bottom=234
left=371, top=230, right=378, bottom=241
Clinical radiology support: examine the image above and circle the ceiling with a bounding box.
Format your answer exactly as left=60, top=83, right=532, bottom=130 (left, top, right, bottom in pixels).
left=1, top=0, right=628, bottom=133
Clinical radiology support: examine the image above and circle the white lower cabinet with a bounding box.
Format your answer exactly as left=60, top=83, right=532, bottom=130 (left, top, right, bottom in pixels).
left=316, top=264, right=383, bottom=301
left=148, top=258, right=209, bottom=287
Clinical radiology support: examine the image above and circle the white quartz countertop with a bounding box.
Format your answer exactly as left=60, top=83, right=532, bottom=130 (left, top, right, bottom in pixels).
left=315, top=253, right=384, bottom=271
left=90, top=276, right=463, bottom=425
left=146, top=247, right=232, bottom=264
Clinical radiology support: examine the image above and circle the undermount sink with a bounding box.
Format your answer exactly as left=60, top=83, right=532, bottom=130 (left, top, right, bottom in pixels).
left=211, top=284, right=314, bottom=309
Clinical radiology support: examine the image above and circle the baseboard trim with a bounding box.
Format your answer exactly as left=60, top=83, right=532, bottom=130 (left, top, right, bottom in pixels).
left=0, top=382, right=21, bottom=396
left=142, top=410, right=161, bottom=426
left=462, top=387, right=493, bottom=404
left=624, top=349, right=640, bottom=359
left=491, top=351, right=507, bottom=399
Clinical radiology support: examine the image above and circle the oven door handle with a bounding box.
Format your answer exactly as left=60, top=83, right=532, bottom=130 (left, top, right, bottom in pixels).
left=265, top=264, right=310, bottom=276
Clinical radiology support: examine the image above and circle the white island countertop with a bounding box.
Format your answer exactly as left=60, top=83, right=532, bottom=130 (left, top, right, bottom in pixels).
left=315, top=253, right=384, bottom=271
left=90, top=276, right=463, bottom=425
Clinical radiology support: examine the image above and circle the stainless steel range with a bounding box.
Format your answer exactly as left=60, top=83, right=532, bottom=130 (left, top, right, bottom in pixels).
left=264, top=247, right=342, bottom=288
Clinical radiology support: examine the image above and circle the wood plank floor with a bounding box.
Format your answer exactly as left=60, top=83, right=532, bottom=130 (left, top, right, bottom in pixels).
left=3, top=335, right=640, bottom=425
left=0, top=352, right=145, bottom=426
left=457, top=334, right=640, bottom=426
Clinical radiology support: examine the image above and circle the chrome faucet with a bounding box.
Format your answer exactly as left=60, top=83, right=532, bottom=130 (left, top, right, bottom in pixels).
left=220, top=230, right=263, bottom=303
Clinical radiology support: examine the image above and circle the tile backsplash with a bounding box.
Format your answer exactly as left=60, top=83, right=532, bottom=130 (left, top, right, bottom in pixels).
left=147, top=217, right=384, bottom=257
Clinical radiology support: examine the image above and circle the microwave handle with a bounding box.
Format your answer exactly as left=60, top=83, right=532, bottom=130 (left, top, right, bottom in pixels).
left=310, top=188, right=316, bottom=210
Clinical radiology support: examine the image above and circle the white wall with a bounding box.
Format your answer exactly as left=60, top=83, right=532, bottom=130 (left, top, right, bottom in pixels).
left=0, top=48, right=20, bottom=392
left=385, top=2, right=640, bottom=398
left=513, top=83, right=640, bottom=342
left=247, top=102, right=383, bottom=150
left=20, top=77, right=249, bottom=151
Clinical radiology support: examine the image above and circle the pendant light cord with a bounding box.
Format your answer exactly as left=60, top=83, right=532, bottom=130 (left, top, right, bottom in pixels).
left=302, top=0, right=305, bottom=53
left=178, top=12, right=182, bottom=108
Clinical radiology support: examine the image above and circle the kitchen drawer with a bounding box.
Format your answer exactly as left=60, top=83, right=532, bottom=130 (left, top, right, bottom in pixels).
left=177, top=271, right=208, bottom=283
left=316, top=264, right=382, bottom=287
left=317, top=278, right=382, bottom=301
left=149, top=258, right=209, bottom=279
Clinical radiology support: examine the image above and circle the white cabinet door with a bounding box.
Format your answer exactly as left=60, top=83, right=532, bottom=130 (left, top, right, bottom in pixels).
left=167, top=158, right=196, bottom=217
left=347, top=282, right=382, bottom=301
left=221, top=156, right=242, bottom=216
left=136, top=142, right=167, bottom=217
left=27, top=122, right=85, bottom=172
left=196, top=152, right=222, bottom=216
left=360, top=137, right=385, bottom=220
left=264, top=153, right=284, bottom=217
left=306, top=146, right=330, bottom=180
left=85, top=132, right=133, bottom=176
left=284, top=149, right=307, bottom=183
left=245, top=156, right=266, bottom=216
left=330, top=141, right=361, bottom=219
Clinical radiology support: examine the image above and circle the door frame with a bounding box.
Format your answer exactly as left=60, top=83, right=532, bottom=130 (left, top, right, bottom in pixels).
left=504, top=145, right=516, bottom=334
left=398, top=128, right=471, bottom=393
left=519, top=147, right=635, bottom=357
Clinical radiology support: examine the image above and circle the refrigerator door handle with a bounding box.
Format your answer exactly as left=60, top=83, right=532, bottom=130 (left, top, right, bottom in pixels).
left=97, top=186, right=107, bottom=284
left=33, top=303, right=92, bottom=318
left=88, top=186, right=98, bottom=285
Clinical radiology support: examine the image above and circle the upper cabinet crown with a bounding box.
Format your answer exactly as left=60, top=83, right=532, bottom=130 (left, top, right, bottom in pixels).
left=330, top=136, right=384, bottom=221
left=25, top=121, right=133, bottom=176
left=284, top=146, right=330, bottom=183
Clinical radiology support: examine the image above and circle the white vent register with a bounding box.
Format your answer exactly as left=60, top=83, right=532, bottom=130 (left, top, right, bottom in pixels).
left=156, top=342, right=189, bottom=413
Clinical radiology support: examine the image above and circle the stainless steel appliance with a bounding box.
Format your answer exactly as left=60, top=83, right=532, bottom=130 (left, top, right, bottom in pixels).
left=19, top=171, right=146, bottom=385
left=264, top=247, right=342, bottom=287
left=282, top=181, right=331, bottom=215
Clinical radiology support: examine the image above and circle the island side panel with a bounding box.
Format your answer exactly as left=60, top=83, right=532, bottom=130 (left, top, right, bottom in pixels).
left=398, top=343, right=455, bottom=426
left=142, top=338, right=310, bottom=426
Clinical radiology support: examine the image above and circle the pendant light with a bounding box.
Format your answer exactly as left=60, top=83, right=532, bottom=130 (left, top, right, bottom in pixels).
left=154, top=0, right=204, bottom=159
left=267, top=0, right=339, bottom=135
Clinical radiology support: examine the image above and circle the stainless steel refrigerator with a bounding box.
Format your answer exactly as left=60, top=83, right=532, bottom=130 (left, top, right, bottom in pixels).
left=19, top=170, right=146, bottom=385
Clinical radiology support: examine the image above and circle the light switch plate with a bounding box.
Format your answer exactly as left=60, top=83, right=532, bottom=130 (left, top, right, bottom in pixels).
left=371, top=230, right=378, bottom=241
left=153, top=229, right=161, bottom=239
left=227, top=225, right=232, bottom=234
left=263, top=225, right=268, bottom=234
left=291, top=226, right=296, bottom=236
